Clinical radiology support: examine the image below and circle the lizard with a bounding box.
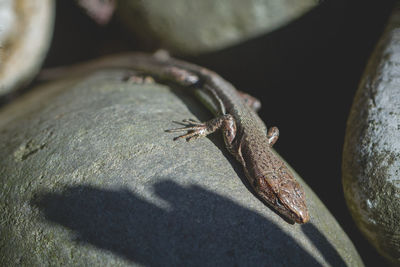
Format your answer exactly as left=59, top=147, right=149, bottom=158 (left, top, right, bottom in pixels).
left=40, top=52, right=310, bottom=224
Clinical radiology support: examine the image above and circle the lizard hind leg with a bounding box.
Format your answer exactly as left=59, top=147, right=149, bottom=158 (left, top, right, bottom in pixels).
left=267, top=126, right=279, bottom=146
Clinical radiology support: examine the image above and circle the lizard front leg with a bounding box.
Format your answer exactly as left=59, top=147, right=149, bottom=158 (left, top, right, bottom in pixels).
left=165, top=114, right=237, bottom=144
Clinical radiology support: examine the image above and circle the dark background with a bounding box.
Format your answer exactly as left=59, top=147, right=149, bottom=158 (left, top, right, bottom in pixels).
left=43, top=1, right=396, bottom=266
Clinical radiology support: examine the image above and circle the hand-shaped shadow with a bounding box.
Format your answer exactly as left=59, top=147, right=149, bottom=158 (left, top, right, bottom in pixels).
left=32, top=180, right=346, bottom=266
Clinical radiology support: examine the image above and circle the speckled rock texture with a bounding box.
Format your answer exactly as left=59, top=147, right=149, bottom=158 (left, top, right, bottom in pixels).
left=116, top=0, right=318, bottom=55
left=0, top=68, right=362, bottom=266
left=342, top=4, right=400, bottom=266
left=0, top=0, right=55, bottom=95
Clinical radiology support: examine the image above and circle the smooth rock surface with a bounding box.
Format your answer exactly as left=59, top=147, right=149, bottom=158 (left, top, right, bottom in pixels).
left=0, top=69, right=362, bottom=266
left=342, top=4, right=400, bottom=266
left=0, top=0, right=55, bottom=95
left=116, top=0, right=318, bottom=55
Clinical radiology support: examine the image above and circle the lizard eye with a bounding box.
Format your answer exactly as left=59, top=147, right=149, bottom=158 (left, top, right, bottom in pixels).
left=275, top=198, right=285, bottom=208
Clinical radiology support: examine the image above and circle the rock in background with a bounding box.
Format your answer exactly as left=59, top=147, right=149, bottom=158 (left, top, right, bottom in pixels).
left=116, top=0, right=319, bottom=55
left=0, top=66, right=363, bottom=266
left=342, top=3, right=400, bottom=265
left=0, top=0, right=55, bottom=96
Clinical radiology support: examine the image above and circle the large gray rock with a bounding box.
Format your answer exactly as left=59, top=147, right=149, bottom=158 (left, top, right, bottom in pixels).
left=0, top=0, right=55, bottom=96
left=342, top=4, right=400, bottom=266
left=0, top=68, right=362, bottom=266
left=116, top=0, right=318, bottom=55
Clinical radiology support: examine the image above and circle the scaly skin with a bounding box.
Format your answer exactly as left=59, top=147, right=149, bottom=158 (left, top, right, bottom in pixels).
left=160, top=56, right=309, bottom=224
left=40, top=52, right=310, bottom=224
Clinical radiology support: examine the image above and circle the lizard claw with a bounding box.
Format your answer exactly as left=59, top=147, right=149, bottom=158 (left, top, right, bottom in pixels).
left=182, top=118, right=203, bottom=125
left=169, top=119, right=199, bottom=127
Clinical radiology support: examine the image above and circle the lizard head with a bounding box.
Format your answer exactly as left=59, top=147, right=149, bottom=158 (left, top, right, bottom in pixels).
left=254, top=167, right=310, bottom=224
left=239, top=135, right=309, bottom=224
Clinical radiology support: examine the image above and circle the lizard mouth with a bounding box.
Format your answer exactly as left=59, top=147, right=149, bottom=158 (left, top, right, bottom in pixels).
left=293, top=207, right=310, bottom=224
left=275, top=196, right=310, bottom=224
left=274, top=197, right=301, bottom=223
left=257, top=189, right=308, bottom=224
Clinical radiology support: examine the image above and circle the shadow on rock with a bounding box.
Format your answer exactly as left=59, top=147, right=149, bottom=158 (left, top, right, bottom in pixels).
left=301, top=221, right=347, bottom=267
left=31, top=180, right=345, bottom=266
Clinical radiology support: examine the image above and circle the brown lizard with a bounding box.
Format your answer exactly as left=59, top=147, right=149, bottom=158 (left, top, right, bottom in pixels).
left=40, top=52, right=310, bottom=224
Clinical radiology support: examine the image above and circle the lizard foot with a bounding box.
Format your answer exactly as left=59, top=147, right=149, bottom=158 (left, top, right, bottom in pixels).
left=165, top=119, right=208, bottom=141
